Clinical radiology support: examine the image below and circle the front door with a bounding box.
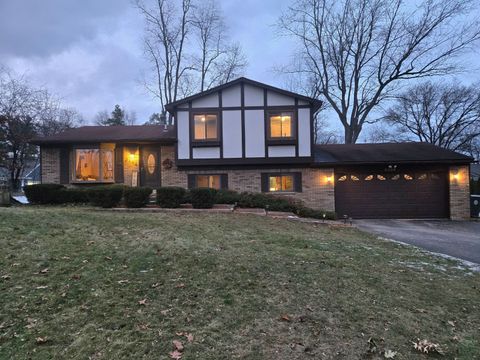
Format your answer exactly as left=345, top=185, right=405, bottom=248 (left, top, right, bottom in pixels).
left=140, top=146, right=160, bottom=188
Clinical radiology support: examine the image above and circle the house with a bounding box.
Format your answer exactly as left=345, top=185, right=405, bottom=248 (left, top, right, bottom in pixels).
left=471, top=164, right=480, bottom=181
left=31, top=77, right=473, bottom=219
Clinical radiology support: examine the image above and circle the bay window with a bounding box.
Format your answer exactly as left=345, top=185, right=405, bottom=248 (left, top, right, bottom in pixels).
left=73, top=148, right=114, bottom=182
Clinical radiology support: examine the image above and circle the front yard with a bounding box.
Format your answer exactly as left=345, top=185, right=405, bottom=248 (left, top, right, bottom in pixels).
left=0, top=207, right=479, bottom=359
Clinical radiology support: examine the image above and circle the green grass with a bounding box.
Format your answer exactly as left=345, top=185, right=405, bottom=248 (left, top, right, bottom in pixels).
left=0, top=207, right=479, bottom=359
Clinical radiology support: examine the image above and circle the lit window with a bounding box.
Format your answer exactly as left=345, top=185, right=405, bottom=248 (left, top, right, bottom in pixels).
left=365, top=175, right=374, bottom=181
left=351, top=175, right=360, bottom=181
left=418, top=173, right=427, bottom=180
left=194, top=114, right=217, bottom=141
left=269, top=175, right=294, bottom=192
left=195, top=175, right=221, bottom=190
left=391, top=174, right=400, bottom=180
left=404, top=174, right=413, bottom=180
left=74, top=149, right=114, bottom=182
left=377, top=175, right=386, bottom=181
left=338, top=175, right=347, bottom=182
left=269, top=112, right=293, bottom=138
left=431, top=173, right=440, bottom=180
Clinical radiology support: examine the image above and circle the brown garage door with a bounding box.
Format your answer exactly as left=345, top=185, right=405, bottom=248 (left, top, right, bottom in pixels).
left=335, top=166, right=449, bottom=219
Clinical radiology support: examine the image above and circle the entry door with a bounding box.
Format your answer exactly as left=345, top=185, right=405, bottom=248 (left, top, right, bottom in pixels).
left=140, top=146, right=160, bottom=188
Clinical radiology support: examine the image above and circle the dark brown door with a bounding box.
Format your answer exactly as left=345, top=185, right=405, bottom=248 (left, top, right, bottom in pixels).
left=140, top=146, right=160, bottom=188
left=335, top=166, right=449, bottom=219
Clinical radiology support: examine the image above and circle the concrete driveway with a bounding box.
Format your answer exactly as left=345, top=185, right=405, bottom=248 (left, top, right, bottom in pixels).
left=354, top=219, right=480, bottom=264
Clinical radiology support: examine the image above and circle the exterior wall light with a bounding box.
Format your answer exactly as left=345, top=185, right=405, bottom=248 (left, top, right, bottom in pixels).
left=450, top=169, right=460, bottom=181
left=326, top=175, right=333, bottom=183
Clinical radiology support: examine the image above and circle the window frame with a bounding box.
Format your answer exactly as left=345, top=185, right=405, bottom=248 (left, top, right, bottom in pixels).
left=266, top=110, right=297, bottom=144
left=71, top=145, right=115, bottom=184
left=190, top=111, right=220, bottom=146
left=261, top=172, right=302, bottom=193
left=188, top=173, right=228, bottom=190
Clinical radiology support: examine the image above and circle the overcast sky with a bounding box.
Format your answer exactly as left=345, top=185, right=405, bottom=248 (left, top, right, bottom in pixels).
left=1, top=0, right=479, bottom=130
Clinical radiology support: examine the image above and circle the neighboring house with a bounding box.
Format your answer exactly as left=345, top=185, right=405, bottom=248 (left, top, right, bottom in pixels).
left=471, top=164, right=480, bottom=181
left=0, top=161, right=40, bottom=188
left=32, top=77, right=473, bottom=219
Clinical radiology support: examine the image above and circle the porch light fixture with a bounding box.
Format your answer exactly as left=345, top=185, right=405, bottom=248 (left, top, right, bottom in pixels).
left=450, top=169, right=459, bottom=181
left=129, top=153, right=136, bottom=162
left=326, top=175, right=333, bottom=183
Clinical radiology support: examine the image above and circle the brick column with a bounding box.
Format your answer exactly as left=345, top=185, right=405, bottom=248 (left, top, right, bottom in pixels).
left=41, top=147, right=60, bottom=184
left=449, top=165, right=470, bottom=220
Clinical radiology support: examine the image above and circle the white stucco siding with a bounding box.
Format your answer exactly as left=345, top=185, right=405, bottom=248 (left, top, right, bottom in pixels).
left=298, top=108, right=311, bottom=156
left=245, top=110, right=265, bottom=157
left=222, top=110, right=242, bottom=158
left=177, top=111, right=190, bottom=159
left=268, top=145, right=296, bottom=157
left=222, top=85, right=241, bottom=107
left=244, top=84, right=264, bottom=106
left=192, top=147, right=220, bottom=159
left=192, top=93, right=219, bottom=108
left=267, top=91, right=295, bottom=106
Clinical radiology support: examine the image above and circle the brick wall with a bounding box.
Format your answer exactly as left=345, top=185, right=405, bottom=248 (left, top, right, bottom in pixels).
left=41, top=147, right=60, bottom=184
left=449, top=165, right=470, bottom=220
left=159, top=146, right=335, bottom=211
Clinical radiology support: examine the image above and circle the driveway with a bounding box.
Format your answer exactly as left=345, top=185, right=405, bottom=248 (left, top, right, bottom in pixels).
left=354, top=219, right=480, bottom=264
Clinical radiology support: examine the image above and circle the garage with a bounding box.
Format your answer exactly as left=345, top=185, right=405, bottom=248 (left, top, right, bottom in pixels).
left=334, top=166, right=449, bottom=219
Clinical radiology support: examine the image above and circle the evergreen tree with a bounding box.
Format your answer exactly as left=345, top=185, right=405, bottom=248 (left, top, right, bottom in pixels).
left=97, top=105, right=126, bottom=126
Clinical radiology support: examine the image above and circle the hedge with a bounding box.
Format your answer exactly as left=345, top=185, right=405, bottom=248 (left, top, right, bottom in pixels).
left=190, top=188, right=216, bottom=209
left=156, top=187, right=186, bottom=208
left=214, top=189, right=241, bottom=204
left=24, top=184, right=65, bottom=204
left=86, top=185, right=125, bottom=208
left=124, top=187, right=152, bottom=208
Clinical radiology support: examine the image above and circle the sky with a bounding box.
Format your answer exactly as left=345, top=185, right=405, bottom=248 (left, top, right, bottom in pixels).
left=0, top=0, right=297, bottom=124
left=0, top=0, right=479, bottom=134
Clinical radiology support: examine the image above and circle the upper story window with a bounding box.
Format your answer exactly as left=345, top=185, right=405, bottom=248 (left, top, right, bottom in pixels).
left=268, top=111, right=294, bottom=139
left=193, top=114, right=218, bottom=141
left=74, top=148, right=114, bottom=182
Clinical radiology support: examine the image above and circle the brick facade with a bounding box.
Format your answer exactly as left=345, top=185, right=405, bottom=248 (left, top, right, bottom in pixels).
left=40, top=147, right=60, bottom=184
left=449, top=165, right=470, bottom=220
left=160, top=146, right=335, bottom=211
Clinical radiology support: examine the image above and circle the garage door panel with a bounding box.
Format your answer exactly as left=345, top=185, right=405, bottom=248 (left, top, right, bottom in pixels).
left=335, top=167, right=449, bottom=219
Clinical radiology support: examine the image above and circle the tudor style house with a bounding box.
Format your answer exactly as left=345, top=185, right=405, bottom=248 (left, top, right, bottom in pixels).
left=32, top=77, right=473, bottom=219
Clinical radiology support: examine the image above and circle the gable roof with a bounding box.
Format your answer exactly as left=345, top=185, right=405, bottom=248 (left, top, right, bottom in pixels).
left=314, top=142, right=473, bottom=165
left=164, top=77, right=323, bottom=113
left=31, top=125, right=176, bottom=145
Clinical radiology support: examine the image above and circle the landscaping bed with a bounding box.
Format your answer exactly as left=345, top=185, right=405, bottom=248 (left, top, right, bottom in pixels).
left=1, top=207, right=479, bottom=359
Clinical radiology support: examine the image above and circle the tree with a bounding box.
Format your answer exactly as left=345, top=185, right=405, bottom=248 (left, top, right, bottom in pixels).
left=145, top=112, right=167, bottom=125
left=136, top=0, right=247, bottom=117
left=384, top=82, right=480, bottom=154
left=96, top=105, right=128, bottom=126
left=279, top=0, right=480, bottom=143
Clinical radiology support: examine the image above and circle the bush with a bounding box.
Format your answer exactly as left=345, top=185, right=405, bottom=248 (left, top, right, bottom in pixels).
left=124, top=187, right=152, bottom=208
left=237, top=192, right=298, bottom=212
left=215, top=189, right=241, bottom=204
left=86, top=185, right=125, bottom=208
left=190, top=188, right=216, bottom=209
left=24, top=184, right=65, bottom=204
left=295, top=206, right=336, bottom=220
left=57, top=188, right=89, bottom=204
left=156, top=187, right=186, bottom=208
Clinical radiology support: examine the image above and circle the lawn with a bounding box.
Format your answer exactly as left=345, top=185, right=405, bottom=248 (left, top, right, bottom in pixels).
left=0, top=207, right=479, bottom=359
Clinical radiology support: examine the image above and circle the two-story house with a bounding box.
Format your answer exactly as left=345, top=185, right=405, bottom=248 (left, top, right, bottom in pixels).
left=33, top=77, right=472, bottom=219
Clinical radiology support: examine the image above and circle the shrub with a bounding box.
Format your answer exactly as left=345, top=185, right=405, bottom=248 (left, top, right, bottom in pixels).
left=86, top=185, right=125, bottom=208
left=190, top=188, right=216, bottom=209
left=156, top=187, right=186, bottom=208
left=124, top=187, right=152, bottom=208
left=57, top=188, right=89, bottom=204
left=215, top=189, right=241, bottom=204
left=24, top=184, right=65, bottom=204
left=237, top=192, right=298, bottom=212
left=295, top=206, right=336, bottom=220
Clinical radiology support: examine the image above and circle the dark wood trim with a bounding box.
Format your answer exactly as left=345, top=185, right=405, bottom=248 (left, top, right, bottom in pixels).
left=175, top=109, right=179, bottom=163
left=261, top=171, right=302, bottom=193
left=188, top=101, right=193, bottom=159
left=39, top=147, right=43, bottom=183
left=219, top=90, right=223, bottom=159
left=267, top=139, right=297, bottom=146
left=175, top=105, right=312, bottom=112
left=187, top=173, right=228, bottom=190
left=295, top=98, right=299, bottom=157
left=241, top=82, right=245, bottom=158
left=189, top=110, right=221, bottom=151
left=263, top=88, right=268, bottom=158
left=177, top=156, right=312, bottom=167
left=190, top=141, right=221, bottom=148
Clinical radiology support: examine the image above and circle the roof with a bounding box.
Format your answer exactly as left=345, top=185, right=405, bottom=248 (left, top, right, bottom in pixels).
left=314, top=142, right=473, bottom=165
left=32, top=125, right=176, bottom=145
left=165, top=77, right=323, bottom=113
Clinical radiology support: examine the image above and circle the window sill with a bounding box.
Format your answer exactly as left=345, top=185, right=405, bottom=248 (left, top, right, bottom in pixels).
left=70, top=181, right=115, bottom=184
left=266, top=139, right=297, bottom=146
left=191, top=141, right=221, bottom=147
left=264, top=191, right=298, bottom=195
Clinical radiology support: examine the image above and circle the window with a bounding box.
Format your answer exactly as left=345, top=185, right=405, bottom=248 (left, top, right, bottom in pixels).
left=418, top=173, right=427, bottom=180
left=195, top=175, right=221, bottom=189
left=377, top=175, right=386, bottom=181
left=391, top=174, right=400, bottom=180
left=365, top=175, right=374, bottom=181
left=404, top=174, right=413, bottom=180
left=338, top=175, right=347, bottom=182
left=269, top=111, right=294, bottom=139
left=269, top=175, right=294, bottom=192
left=74, top=148, right=114, bottom=182
left=351, top=175, right=360, bottom=181
left=193, top=114, right=218, bottom=141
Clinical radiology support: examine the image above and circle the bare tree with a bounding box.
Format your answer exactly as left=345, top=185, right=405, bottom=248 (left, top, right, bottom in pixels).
left=279, top=0, right=480, bottom=143
left=191, top=0, right=247, bottom=91
left=384, top=82, right=480, bottom=153
left=136, top=0, right=193, bottom=113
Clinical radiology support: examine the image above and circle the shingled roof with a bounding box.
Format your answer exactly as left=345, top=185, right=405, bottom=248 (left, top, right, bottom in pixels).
left=31, top=125, right=176, bottom=145
left=314, top=142, right=473, bottom=165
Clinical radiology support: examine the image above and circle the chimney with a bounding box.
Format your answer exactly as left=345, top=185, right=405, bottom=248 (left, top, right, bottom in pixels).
left=160, top=111, right=167, bottom=125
